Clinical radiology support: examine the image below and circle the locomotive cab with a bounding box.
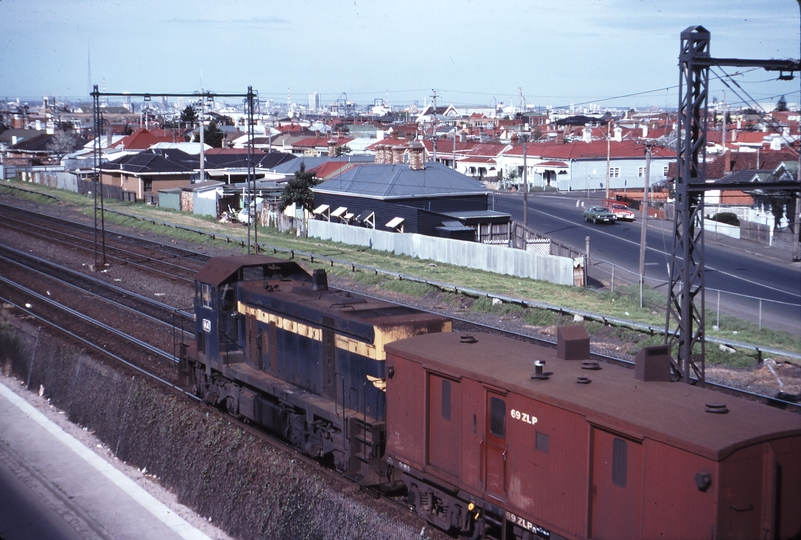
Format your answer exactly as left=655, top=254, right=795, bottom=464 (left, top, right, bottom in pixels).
left=179, top=255, right=310, bottom=390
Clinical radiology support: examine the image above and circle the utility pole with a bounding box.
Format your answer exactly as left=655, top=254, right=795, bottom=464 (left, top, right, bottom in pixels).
left=522, top=134, right=529, bottom=228
left=795, top=0, right=801, bottom=262
left=639, top=142, right=651, bottom=307
left=199, top=90, right=205, bottom=184
left=605, top=120, right=611, bottom=200
left=431, top=89, right=439, bottom=163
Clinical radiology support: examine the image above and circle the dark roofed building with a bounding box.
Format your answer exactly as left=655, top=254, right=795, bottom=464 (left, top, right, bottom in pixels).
left=312, top=159, right=510, bottom=239
left=100, top=149, right=195, bottom=200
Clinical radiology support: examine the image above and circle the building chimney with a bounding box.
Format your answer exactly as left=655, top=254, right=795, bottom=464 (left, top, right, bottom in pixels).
left=407, top=141, right=425, bottom=170
left=582, top=125, right=592, bottom=143
left=373, top=144, right=383, bottom=164
left=328, top=139, right=337, bottom=157
left=613, top=126, right=622, bottom=142
left=641, top=124, right=648, bottom=138
left=392, top=144, right=405, bottom=164
left=724, top=149, right=732, bottom=173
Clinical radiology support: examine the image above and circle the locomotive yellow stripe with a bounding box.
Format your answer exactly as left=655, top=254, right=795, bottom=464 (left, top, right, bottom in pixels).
left=238, top=302, right=381, bottom=360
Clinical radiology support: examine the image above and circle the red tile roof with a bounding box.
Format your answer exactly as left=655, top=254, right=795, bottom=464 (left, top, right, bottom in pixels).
left=113, top=128, right=177, bottom=150
left=308, top=161, right=358, bottom=180
left=505, top=139, right=675, bottom=159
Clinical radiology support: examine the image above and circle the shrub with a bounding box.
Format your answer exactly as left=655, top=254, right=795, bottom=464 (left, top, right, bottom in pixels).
left=711, top=212, right=740, bottom=226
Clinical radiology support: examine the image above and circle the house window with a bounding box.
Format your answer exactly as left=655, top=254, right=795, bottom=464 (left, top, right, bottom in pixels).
left=143, top=177, right=152, bottom=192
left=609, top=167, right=621, bottom=178
left=663, top=166, right=669, bottom=177
left=638, top=167, right=646, bottom=177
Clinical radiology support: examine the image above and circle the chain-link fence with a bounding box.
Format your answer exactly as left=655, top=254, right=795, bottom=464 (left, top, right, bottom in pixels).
left=585, top=257, right=801, bottom=336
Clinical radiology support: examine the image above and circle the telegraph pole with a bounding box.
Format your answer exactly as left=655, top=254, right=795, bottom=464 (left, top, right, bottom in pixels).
left=522, top=134, right=529, bottom=228
left=638, top=142, right=651, bottom=307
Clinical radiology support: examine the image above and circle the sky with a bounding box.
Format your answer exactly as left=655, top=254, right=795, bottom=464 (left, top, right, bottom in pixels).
left=1, top=0, right=799, bottom=111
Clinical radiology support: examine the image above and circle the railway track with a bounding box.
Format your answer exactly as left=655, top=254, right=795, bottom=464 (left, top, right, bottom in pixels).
left=0, top=202, right=206, bottom=281
left=0, top=257, right=442, bottom=540
left=1, top=200, right=797, bottom=411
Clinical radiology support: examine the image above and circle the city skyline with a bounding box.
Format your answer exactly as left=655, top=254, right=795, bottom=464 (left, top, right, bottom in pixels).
left=1, top=0, right=799, bottom=111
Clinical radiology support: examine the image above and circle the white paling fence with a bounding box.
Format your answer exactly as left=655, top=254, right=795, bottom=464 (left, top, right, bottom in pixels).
left=308, top=220, right=581, bottom=286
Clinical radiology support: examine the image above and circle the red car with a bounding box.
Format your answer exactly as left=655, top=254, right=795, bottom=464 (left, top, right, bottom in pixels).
left=603, top=199, right=635, bottom=221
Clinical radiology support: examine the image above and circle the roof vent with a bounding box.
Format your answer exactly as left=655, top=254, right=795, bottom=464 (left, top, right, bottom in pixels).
left=705, top=403, right=729, bottom=414
left=576, top=376, right=592, bottom=384
left=460, top=335, right=478, bottom=344
left=635, top=345, right=672, bottom=382
left=581, top=361, right=601, bottom=370
left=557, top=325, right=590, bottom=360
left=531, top=360, right=552, bottom=380
left=312, top=269, right=328, bottom=291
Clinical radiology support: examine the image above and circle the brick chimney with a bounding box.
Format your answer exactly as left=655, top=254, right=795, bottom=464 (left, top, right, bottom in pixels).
left=407, top=141, right=425, bottom=170
left=391, top=145, right=406, bottom=164
left=328, top=139, right=337, bottom=157
left=374, top=144, right=387, bottom=164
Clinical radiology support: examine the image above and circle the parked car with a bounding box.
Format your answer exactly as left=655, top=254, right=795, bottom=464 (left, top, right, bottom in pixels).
left=583, top=206, right=617, bottom=224
left=606, top=202, right=635, bottom=221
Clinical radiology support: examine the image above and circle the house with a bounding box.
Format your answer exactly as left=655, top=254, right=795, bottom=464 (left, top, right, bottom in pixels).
left=311, top=143, right=510, bottom=240
left=100, top=149, right=195, bottom=200
left=497, top=139, right=675, bottom=191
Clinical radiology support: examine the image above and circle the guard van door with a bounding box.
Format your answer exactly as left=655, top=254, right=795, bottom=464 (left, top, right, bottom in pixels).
left=590, top=427, right=643, bottom=539
left=485, top=392, right=507, bottom=501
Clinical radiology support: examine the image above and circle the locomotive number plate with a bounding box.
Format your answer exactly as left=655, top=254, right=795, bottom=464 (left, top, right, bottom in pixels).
left=202, top=318, right=211, bottom=333
left=510, top=409, right=538, bottom=425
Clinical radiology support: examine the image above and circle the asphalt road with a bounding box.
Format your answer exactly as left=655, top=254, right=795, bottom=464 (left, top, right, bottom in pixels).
left=490, top=191, right=801, bottom=334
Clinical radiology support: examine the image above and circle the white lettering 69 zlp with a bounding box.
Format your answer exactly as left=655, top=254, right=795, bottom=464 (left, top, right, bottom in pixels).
left=510, top=408, right=538, bottom=425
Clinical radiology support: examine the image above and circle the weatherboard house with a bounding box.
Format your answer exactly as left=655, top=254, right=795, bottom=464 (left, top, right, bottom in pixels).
left=311, top=143, right=510, bottom=240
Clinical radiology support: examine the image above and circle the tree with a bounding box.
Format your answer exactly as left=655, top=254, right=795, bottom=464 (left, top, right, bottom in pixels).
left=46, top=130, right=82, bottom=162
left=279, top=163, right=320, bottom=213
left=204, top=121, right=224, bottom=148
left=180, top=106, right=197, bottom=128
left=775, top=95, right=789, bottom=112
left=334, top=144, right=351, bottom=157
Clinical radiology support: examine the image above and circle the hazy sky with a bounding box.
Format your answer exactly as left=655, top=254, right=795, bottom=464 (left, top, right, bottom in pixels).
left=1, top=0, right=798, bottom=110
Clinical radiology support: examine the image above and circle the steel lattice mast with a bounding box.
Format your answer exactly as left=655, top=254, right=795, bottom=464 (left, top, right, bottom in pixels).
left=666, top=27, right=710, bottom=384
left=666, top=26, right=800, bottom=384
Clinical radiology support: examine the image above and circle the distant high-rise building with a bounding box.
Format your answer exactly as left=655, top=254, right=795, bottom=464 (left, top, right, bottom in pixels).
left=309, top=92, right=320, bottom=111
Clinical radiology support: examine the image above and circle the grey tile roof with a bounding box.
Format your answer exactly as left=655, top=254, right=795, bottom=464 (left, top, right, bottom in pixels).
left=105, top=151, right=193, bottom=174
left=272, top=155, right=373, bottom=174
left=313, top=162, right=488, bottom=199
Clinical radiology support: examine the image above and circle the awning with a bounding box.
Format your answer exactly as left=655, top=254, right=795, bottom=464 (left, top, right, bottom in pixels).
left=386, top=217, right=403, bottom=229
left=356, top=211, right=375, bottom=228
left=313, top=204, right=330, bottom=215
left=331, top=206, right=348, bottom=218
